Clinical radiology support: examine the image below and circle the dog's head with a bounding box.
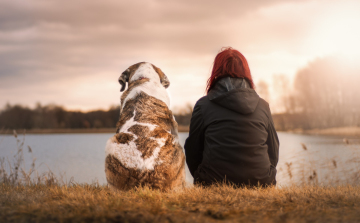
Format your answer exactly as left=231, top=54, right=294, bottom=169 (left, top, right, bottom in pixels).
left=119, top=62, right=170, bottom=92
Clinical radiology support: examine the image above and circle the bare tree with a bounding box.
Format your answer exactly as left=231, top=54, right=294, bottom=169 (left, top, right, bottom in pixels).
left=293, top=56, right=360, bottom=129
left=257, top=80, right=270, bottom=103
left=272, top=74, right=296, bottom=114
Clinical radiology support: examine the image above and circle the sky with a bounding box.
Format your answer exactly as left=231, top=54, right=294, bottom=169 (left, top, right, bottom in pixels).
left=1, top=0, right=360, bottom=112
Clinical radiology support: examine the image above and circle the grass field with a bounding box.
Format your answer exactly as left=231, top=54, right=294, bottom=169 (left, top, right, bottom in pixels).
left=1, top=183, right=360, bottom=223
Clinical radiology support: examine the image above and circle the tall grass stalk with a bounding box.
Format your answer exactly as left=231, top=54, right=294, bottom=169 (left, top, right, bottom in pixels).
left=0, top=130, right=60, bottom=186
left=279, top=140, right=360, bottom=186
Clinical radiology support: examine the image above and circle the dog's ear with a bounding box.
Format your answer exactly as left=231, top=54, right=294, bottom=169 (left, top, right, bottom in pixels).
left=152, top=64, right=170, bottom=89
left=161, top=74, right=170, bottom=89
left=119, top=69, right=130, bottom=92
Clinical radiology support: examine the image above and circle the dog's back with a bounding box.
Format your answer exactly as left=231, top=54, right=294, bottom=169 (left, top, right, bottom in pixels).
left=105, top=62, right=185, bottom=191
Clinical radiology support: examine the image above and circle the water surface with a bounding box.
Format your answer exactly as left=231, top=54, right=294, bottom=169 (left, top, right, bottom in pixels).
left=1, top=132, right=359, bottom=186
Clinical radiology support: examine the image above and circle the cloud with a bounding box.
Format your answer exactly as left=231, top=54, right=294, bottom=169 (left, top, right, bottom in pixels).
left=1, top=0, right=359, bottom=111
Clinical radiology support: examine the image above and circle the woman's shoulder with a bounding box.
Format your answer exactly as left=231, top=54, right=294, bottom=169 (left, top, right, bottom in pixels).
left=194, top=96, right=210, bottom=107
left=258, top=97, right=270, bottom=108
left=257, top=98, right=273, bottom=121
left=191, top=96, right=211, bottom=116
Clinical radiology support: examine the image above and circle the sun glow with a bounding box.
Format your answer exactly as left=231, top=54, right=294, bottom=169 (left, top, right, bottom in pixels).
left=310, top=2, right=360, bottom=57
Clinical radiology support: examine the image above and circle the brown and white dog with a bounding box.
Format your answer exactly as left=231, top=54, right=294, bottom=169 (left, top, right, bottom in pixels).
left=105, top=62, right=185, bottom=191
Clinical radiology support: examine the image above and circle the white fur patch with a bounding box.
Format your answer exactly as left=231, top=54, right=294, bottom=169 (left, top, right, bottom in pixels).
left=121, top=63, right=170, bottom=110
left=105, top=111, right=166, bottom=170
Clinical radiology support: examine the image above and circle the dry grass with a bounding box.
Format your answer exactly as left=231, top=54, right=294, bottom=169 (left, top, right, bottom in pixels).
left=1, top=183, right=360, bottom=223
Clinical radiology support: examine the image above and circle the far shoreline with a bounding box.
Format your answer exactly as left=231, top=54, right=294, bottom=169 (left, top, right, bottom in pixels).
left=0, top=125, right=190, bottom=135
left=1, top=126, right=359, bottom=137
left=287, top=126, right=360, bottom=138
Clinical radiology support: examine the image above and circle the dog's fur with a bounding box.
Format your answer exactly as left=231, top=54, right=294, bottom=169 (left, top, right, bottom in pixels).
left=105, top=62, right=185, bottom=191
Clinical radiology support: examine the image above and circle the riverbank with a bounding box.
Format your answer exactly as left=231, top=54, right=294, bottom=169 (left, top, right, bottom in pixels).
left=1, top=183, right=360, bottom=222
left=1, top=126, right=359, bottom=137
left=288, top=126, right=360, bottom=137
left=0, top=125, right=190, bottom=134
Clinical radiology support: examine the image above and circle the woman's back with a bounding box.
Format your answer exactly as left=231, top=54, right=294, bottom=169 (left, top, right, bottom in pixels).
left=185, top=77, right=278, bottom=186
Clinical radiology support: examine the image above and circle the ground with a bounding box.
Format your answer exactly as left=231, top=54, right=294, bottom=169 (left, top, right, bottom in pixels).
left=1, top=183, right=360, bottom=223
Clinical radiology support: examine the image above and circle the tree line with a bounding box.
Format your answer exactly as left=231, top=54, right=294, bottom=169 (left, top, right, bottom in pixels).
left=0, top=103, right=192, bottom=130
left=0, top=103, right=120, bottom=129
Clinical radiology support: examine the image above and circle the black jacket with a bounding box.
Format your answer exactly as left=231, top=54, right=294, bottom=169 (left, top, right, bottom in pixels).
left=184, top=77, right=279, bottom=186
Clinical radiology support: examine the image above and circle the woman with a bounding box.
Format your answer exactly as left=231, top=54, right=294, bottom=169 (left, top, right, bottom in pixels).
left=184, top=47, right=279, bottom=187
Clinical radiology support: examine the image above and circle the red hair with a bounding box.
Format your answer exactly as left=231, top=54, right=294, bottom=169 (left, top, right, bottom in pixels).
left=206, top=47, right=254, bottom=93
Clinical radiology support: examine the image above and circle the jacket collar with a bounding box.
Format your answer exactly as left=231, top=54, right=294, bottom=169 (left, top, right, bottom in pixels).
left=207, top=77, right=260, bottom=114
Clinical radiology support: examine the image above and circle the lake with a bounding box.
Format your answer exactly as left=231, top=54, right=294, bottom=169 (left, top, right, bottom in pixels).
left=1, top=132, right=359, bottom=186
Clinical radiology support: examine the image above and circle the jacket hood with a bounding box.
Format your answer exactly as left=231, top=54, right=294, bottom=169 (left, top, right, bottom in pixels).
left=207, top=77, right=260, bottom=114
